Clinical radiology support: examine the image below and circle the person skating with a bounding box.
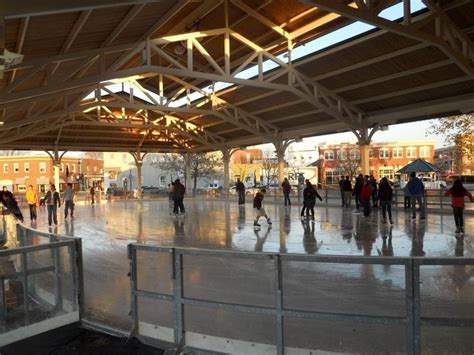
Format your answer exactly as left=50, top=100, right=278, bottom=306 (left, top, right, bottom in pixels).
left=63, top=183, right=75, bottom=220
left=173, top=179, right=186, bottom=215
left=253, top=188, right=271, bottom=227
left=444, top=179, right=473, bottom=235
left=301, top=180, right=322, bottom=219
left=360, top=177, right=373, bottom=217
left=352, top=174, right=363, bottom=213
left=378, top=177, right=393, bottom=224
left=406, top=172, right=425, bottom=220
left=369, top=175, right=378, bottom=207
left=338, top=176, right=345, bottom=207
left=168, top=182, right=175, bottom=215
left=45, top=184, right=61, bottom=226
left=90, top=185, right=95, bottom=204
left=281, top=177, right=292, bottom=206
left=26, top=184, right=38, bottom=222
left=343, top=176, right=352, bottom=207
left=236, top=178, right=245, bottom=206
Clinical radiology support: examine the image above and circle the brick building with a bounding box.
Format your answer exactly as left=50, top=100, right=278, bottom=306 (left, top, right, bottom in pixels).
left=0, top=155, right=103, bottom=193
left=318, top=141, right=435, bottom=184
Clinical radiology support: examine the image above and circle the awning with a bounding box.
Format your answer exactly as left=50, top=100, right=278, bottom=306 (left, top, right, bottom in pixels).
left=397, top=159, right=441, bottom=174
left=36, top=177, right=50, bottom=185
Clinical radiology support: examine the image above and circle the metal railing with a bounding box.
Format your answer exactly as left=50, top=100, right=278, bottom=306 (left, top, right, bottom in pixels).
left=0, top=223, right=83, bottom=346
left=128, top=244, right=474, bottom=355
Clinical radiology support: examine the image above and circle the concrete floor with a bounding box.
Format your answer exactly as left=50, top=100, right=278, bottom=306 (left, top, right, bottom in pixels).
left=19, top=198, right=474, bottom=353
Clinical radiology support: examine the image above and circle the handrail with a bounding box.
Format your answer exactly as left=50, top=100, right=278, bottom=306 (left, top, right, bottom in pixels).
left=128, top=243, right=474, bottom=355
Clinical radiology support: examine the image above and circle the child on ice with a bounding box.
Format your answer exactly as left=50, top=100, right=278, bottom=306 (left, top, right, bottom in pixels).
left=253, top=188, right=272, bottom=227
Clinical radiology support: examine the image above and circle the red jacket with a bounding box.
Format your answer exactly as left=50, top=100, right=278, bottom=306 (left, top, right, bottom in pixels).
left=444, top=188, right=473, bottom=208
left=360, top=184, right=372, bottom=200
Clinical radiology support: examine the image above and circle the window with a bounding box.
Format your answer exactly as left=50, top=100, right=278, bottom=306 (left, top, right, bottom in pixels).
left=406, top=147, right=416, bottom=158
left=369, top=149, right=374, bottom=158
left=379, top=149, right=390, bottom=159
left=93, top=166, right=97, bottom=172
left=336, top=150, right=347, bottom=161
left=324, top=150, right=334, bottom=160
left=349, top=149, right=360, bottom=161
left=86, top=166, right=90, bottom=173
left=60, top=163, right=64, bottom=172
left=72, top=164, right=76, bottom=173
left=13, top=163, right=19, bottom=173
left=325, top=169, right=342, bottom=184
left=24, top=163, right=30, bottom=172
left=419, top=146, right=430, bottom=158
left=379, top=168, right=394, bottom=180
left=160, top=176, right=166, bottom=187
left=3, top=164, right=8, bottom=173
left=393, top=148, right=403, bottom=158
left=39, top=162, right=46, bottom=173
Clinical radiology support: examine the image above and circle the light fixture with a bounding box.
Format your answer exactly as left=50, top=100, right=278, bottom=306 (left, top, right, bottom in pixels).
left=380, top=125, right=389, bottom=131
left=0, top=49, right=24, bottom=79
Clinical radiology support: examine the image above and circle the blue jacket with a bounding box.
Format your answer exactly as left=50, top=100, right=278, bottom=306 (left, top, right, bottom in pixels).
left=406, top=177, right=425, bottom=196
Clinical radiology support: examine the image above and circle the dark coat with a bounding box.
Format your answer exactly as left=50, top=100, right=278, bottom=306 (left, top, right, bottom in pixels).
left=236, top=181, right=245, bottom=192
left=343, top=180, right=352, bottom=192
left=173, top=182, right=186, bottom=199
left=378, top=183, right=393, bottom=201
left=253, top=192, right=264, bottom=209
left=353, top=178, right=363, bottom=195
left=303, top=186, right=322, bottom=202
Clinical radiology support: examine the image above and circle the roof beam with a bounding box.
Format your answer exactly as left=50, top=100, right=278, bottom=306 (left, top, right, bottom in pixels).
left=301, top=0, right=474, bottom=78
left=60, top=10, right=91, bottom=53
left=102, top=3, right=145, bottom=47
left=8, top=16, right=29, bottom=84
left=3, top=0, right=164, bottom=19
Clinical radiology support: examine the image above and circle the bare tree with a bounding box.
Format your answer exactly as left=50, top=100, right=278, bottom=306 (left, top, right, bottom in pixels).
left=188, top=152, right=222, bottom=194
left=231, top=163, right=253, bottom=185
left=150, top=153, right=185, bottom=182
left=261, top=150, right=278, bottom=187
left=336, top=158, right=361, bottom=179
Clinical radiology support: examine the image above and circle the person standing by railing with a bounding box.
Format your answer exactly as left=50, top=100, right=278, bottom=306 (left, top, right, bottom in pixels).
left=236, top=178, right=245, bottom=206
left=378, top=177, right=393, bottom=225
left=281, top=177, right=291, bottom=206
left=360, top=176, right=373, bottom=217
left=444, top=179, right=473, bottom=235
left=338, top=176, right=345, bottom=207
left=406, top=172, right=425, bottom=220
left=353, top=174, right=363, bottom=214
left=63, top=183, right=75, bottom=220
left=343, top=176, right=352, bottom=208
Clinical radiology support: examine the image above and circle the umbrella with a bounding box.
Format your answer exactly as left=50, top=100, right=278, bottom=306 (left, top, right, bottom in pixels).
left=397, top=158, right=441, bottom=174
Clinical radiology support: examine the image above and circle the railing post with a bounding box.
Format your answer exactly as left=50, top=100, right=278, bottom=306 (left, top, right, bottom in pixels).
left=75, top=238, right=85, bottom=320
left=0, top=277, right=6, bottom=332
left=325, top=188, right=328, bottom=205
left=412, top=260, right=421, bottom=355
left=127, top=244, right=138, bottom=333
left=21, top=252, right=30, bottom=326
left=274, top=255, right=284, bottom=355
left=172, top=249, right=185, bottom=348
left=439, top=189, right=443, bottom=210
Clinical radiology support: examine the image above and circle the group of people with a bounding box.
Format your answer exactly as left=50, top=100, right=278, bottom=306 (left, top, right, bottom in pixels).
left=248, top=173, right=472, bottom=235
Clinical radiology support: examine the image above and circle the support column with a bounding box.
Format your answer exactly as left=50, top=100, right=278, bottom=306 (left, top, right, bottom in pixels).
left=184, top=152, right=192, bottom=195
left=221, top=147, right=239, bottom=197
left=353, top=124, right=381, bottom=176
left=360, top=144, right=370, bottom=176
left=45, top=148, right=67, bottom=190
left=273, top=139, right=295, bottom=185
left=130, top=151, right=147, bottom=200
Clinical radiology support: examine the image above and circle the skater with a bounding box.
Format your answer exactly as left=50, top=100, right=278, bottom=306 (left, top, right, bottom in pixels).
left=444, top=179, right=473, bottom=235
left=360, top=177, right=373, bottom=217
left=281, top=177, right=291, bottom=206
left=403, top=181, right=411, bottom=209
left=236, top=178, right=245, bottom=205
left=173, top=179, right=186, bottom=215
left=370, top=175, right=378, bottom=207
left=343, top=176, right=352, bottom=207
left=45, top=184, right=61, bottom=226
left=168, top=182, right=175, bottom=215
left=26, top=184, right=38, bottom=222
left=63, top=183, right=75, bottom=220
left=378, top=177, right=393, bottom=224
left=338, top=176, right=345, bottom=207
left=90, top=185, right=95, bottom=204
left=301, top=180, right=322, bottom=219
left=406, top=172, right=425, bottom=220
left=253, top=188, right=271, bottom=227
left=353, top=174, right=363, bottom=213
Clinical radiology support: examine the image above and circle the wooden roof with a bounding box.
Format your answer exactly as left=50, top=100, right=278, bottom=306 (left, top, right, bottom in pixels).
left=1, top=0, right=473, bottom=152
